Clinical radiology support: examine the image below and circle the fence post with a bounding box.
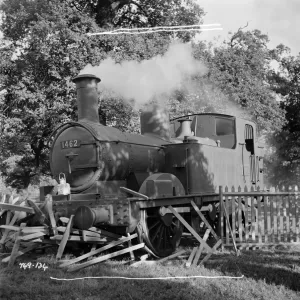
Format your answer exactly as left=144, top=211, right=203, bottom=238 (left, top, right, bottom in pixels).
left=219, top=186, right=224, bottom=250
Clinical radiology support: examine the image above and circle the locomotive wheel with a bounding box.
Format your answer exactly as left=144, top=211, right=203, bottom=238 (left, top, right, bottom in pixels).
left=137, top=173, right=186, bottom=257
left=139, top=208, right=183, bottom=258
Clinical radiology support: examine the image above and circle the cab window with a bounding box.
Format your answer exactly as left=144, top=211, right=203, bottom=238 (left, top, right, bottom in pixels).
left=215, top=117, right=236, bottom=149
left=216, top=118, right=235, bottom=136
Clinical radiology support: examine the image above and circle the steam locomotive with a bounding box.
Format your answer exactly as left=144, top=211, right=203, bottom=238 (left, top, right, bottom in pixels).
left=46, top=74, right=264, bottom=257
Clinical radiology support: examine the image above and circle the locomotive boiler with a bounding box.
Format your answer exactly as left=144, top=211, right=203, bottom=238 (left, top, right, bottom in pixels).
left=46, top=74, right=264, bottom=257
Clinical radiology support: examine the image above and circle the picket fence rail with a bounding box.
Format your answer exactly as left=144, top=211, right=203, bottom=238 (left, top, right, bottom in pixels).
left=219, top=185, right=300, bottom=249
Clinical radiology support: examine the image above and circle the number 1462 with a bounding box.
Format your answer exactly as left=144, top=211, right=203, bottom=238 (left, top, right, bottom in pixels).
left=61, top=139, right=81, bottom=149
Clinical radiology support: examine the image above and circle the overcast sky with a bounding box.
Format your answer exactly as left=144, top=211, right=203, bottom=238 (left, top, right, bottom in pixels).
left=197, top=0, right=300, bottom=56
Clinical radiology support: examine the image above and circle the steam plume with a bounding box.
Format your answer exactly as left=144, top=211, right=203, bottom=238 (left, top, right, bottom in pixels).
left=80, top=42, right=207, bottom=107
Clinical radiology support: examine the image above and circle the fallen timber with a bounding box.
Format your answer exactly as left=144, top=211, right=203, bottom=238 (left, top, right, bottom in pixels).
left=1, top=184, right=299, bottom=270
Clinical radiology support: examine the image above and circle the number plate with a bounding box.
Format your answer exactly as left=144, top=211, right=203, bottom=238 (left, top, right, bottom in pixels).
left=61, top=139, right=81, bottom=149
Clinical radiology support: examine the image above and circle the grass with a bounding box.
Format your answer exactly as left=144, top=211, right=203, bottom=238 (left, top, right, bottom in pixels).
left=0, top=245, right=300, bottom=300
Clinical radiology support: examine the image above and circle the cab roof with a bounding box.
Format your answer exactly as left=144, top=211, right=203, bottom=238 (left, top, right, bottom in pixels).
left=170, top=112, right=256, bottom=124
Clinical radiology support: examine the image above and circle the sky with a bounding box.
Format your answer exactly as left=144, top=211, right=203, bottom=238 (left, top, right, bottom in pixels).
left=196, top=0, right=300, bottom=56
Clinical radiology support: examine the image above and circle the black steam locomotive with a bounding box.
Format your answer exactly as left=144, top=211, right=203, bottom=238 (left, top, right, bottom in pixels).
left=46, top=74, right=264, bottom=257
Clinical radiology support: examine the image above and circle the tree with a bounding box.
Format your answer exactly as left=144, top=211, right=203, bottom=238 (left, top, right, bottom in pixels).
left=266, top=52, right=300, bottom=186
left=0, top=0, right=205, bottom=188
left=167, top=29, right=285, bottom=135
left=202, top=28, right=285, bottom=133
left=69, top=0, right=203, bottom=34
left=0, top=0, right=99, bottom=188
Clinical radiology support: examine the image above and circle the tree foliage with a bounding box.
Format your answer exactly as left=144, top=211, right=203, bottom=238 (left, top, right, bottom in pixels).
left=266, top=52, right=300, bottom=185
left=0, top=0, right=204, bottom=188
left=204, top=28, right=285, bottom=133
left=70, top=0, right=203, bottom=31
left=1, top=0, right=293, bottom=189
left=168, top=29, right=285, bottom=134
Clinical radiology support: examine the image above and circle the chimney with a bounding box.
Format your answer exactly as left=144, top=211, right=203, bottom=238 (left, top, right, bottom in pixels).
left=176, top=118, right=193, bottom=139
left=72, top=74, right=101, bottom=123
left=140, top=104, right=170, bottom=141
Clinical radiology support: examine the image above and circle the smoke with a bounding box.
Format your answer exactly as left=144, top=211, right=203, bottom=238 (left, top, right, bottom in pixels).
left=80, top=42, right=207, bottom=107
left=79, top=41, right=251, bottom=123
left=168, top=75, right=252, bottom=120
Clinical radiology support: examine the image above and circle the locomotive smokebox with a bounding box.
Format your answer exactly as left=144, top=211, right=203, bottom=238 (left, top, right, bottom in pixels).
left=72, top=74, right=101, bottom=123
left=140, top=104, right=170, bottom=141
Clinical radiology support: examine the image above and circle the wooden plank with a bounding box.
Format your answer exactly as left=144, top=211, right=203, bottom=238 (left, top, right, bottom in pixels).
left=277, top=196, right=282, bottom=243
left=0, top=225, right=47, bottom=233
left=120, top=187, right=149, bottom=200
left=199, top=239, right=223, bottom=265
left=257, top=197, right=262, bottom=244
left=56, top=215, right=74, bottom=260
left=192, top=244, right=204, bottom=267
left=127, top=233, right=135, bottom=261
left=244, top=197, right=249, bottom=243
left=60, top=217, right=69, bottom=224
left=84, top=230, right=102, bottom=238
left=13, top=198, right=26, bottom=207
left=45, top=197, right=57, bottom=235
left=158, top=249, right=186, bottom=263
left=89, top=228, right=122, bottom=240
left=59, top=233, right=138, bottom=268
left=270, top=195, right=274, bottom=243
left=219, top=187, right=224, bottom=243
left=292, top=194, right=296, bottom=242
left=57, top=226, right=80, bottom=235
left=8, top=223, right=26, bottom=267
left=275, top=195, right=279, bottom=243
left=8, top=194, right=14, bottom=204
left=225, top=194, right=230, bottom=244
left=296, top=194, right=300, bottom=242
left=186, top=247, right=197, bottom=267
left=190, top=201, right=219, bottom=241
left=11, top=196, right=20, bottom=205
left=283, top=196, right=287, bottom=243
left=20, top=232, right=45, bottom=241
left=238, top=195, right=243, bottom=242
left=57, top=227, right=102, bottom=238
left=1, top=194, right=6, bottom=203
left=220, top=199, right=237, bottom=254
left=2, top=243, right=39, bottom=263
left=82, top=230, right=87, bottom=242
left=203, top=229, right=211, bottom=242
left=0, top=211, right=19, bottom=244
left=263, top=197, right=268, bottom=243
left=0, top=203, right=34, bottom=214
left=280, top=194, right=285, bottom=243
left=51, top=235, right=107, bottom=243
left=232, top=198, right=236, bottom=241
left=56, top=226, right=67, bottom=233
left=68, top=243, right=145, bottom=272
left=0, top=225, right=19, bottom=231
left=287, top=193, right=291, bottom=242
left=0, top=209, right=8, bottom=217
left=168, top=206, right=212, bottom=252
left=2, top=231, right=17, bottom=244
left=251, top=196, right=255, bottom=242
left=27, top=200, right=46, bottom=224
